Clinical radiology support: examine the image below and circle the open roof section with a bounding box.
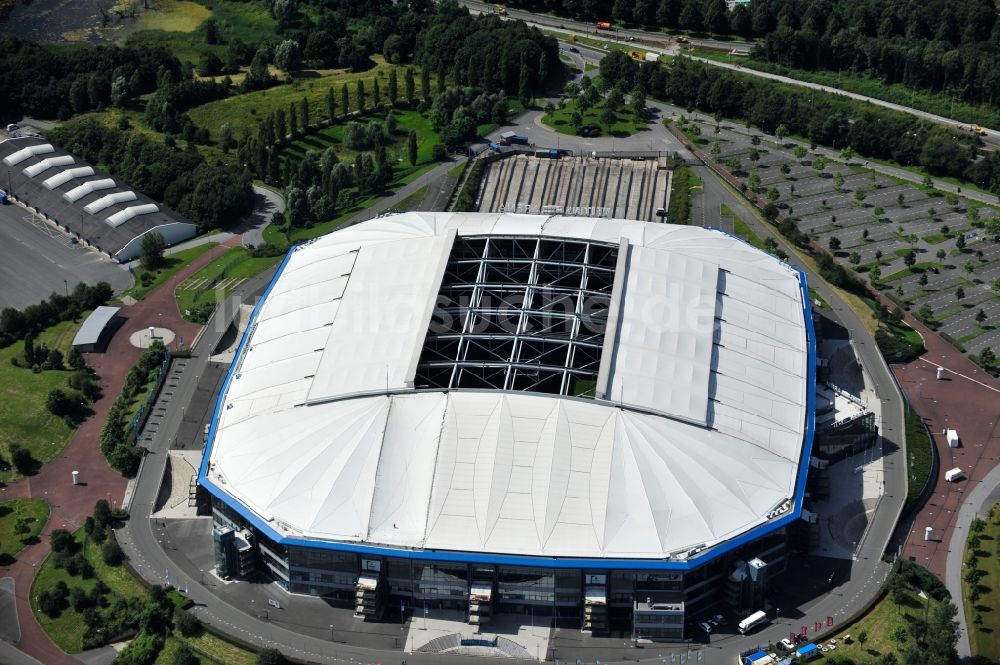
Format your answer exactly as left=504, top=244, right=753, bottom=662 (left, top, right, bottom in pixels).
left=414, top=235, right=620, bottom=398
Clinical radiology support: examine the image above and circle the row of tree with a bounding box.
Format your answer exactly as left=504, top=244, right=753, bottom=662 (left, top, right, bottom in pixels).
left=614, top=54, right=1000, bottom=193
left=47, top=120, right=254, bottom=232
left=0, top=282, right=113, bottom=348
left=506, top=0, right=999, bottom=106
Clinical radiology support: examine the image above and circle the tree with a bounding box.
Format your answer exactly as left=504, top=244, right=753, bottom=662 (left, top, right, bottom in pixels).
left=420, top=67, right=430, bottom=102
left=357, top=79, right=366, bottom=112
left=518, top=62, right=531, bottom=108
left=139, top=232, right=166, bottom=271
left=326, top=87, right=335, bottom=124
left=9, top=443, right=35, bottom=475
left=101, top=538, right=123, bottom=566
left=956, top=234, right=966, bottom=250
left=725, top=156, right=741, bottom=172
left=793, top=145, right=806, bottom=160
left=828, top=236, right=841, bottom=251
left=710, top=142, right=721, bottom=157
left=919, top=273, right=928, bottom=287
left=955, top=286, right=965, bottom=301
left=299, top=97, right=309, bottom=131
left=979, top=347, right=996, bottom=368
left=204, top=19, right=220, bottom=44
left=47, top=348, right=64, bottom=370
left=848, top=252, right=860, bottom=265
left=387, top=68, right=398, bottom=105
left=975, top=309, right=987, bottom=325
left=172, top=643, right=198, bottom=665
left=218, top=123, right=234, bottom=154
left=274, top=40, right=300, bottom=74
left=774, top=124, right=787, bottom=141
left=780, top=163, right=791, bottom=176
left=747, top=172, right=761, bottom=191
left=858, top=630, right=868, bottom=648
left=51, top=529, right=75, bottom=554
left=175, top=609, right=202, bottom=637
left=407, top=131, right=418, bottom=167
left=903, top=250, right=916, bottom=267
left=937, top=248, right=947, bottom=263
left=372, top=79, right=380, bottom=108
left=288, top=101, right=298, bottom=136
left=256, top=648, right=284, bottom=665
left=405, top=68, right=415, bottom=105
left=341, top=83, right=349, bottom=117
left=766, top=187, right=780, bottom=202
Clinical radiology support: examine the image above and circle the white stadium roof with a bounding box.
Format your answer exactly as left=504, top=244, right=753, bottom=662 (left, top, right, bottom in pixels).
left=203, top=212, right=812, bottom=562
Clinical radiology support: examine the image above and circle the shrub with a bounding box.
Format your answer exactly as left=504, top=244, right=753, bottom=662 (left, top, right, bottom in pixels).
left=50, top=529, right=76, bottom=554
left=174, top=609, right=202, bottom=637
left=256, top=648, right=284, bottom=665
left=8, top=442, right=36, bottom=475
left=102, top=539, right=124, bottom=566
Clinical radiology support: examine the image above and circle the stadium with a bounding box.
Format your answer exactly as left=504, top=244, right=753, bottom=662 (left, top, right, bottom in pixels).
left=200, top=212, right=815, bottom=641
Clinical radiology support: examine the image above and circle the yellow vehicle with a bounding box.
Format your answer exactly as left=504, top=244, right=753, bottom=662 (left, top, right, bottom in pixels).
left=566, top=33, right=576, bottom=43
left=496, top=4, right=506, bottom=15
left=971, top=124, right=986, bottom=136
left=627, top=50, right=646, bottom=61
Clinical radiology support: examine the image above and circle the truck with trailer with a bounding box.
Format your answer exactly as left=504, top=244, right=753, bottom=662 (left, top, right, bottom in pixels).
left=499, top=131, right=529, bottom=146
left=738, top=610, right=769, bottom=634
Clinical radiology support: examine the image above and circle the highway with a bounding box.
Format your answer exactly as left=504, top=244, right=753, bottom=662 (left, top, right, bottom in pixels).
left=459, top=0, right=1000, bottom=149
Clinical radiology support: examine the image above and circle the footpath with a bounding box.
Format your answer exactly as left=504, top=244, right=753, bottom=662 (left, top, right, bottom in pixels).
left=0, top=237, right=240, bottom=665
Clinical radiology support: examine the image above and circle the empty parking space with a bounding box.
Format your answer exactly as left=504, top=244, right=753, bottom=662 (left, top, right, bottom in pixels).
left=0, top=203, right=132, bottom=308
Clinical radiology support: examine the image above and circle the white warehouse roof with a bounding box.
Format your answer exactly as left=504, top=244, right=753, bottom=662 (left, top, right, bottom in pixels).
left=203, top=213, right=812, bottom=561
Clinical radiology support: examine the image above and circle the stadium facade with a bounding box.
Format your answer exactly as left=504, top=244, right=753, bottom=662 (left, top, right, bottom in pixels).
left=200, top=212, right=815, bottom=640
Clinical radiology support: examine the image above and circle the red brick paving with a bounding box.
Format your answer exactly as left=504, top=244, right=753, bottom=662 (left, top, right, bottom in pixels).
left=882, top=300, right=1000, bottom=582
left=0, top=238, right=239, bottom=663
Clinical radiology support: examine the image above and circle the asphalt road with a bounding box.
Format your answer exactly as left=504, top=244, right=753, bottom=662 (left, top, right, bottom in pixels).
left=0, top=200, right=132, bottom=308
left=460, top=0, right=1000, bottom=149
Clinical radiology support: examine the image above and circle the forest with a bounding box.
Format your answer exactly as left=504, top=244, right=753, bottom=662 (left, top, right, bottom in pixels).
left=603, top=53, right=1000, bottom=193
left=47, top=120, right=254, bottom=233
left=507, top=0, right=1000, bottom=107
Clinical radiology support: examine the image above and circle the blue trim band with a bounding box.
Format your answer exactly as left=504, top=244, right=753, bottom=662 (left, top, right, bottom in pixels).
left=200, top=232, right=816, bottom=572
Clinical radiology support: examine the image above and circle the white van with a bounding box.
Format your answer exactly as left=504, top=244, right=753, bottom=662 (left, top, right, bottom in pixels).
left=945, top=467, right=964, bottom=482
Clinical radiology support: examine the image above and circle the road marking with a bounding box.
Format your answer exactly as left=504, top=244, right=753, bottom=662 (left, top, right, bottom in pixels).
left=918, top=358, right=1000, bottom=394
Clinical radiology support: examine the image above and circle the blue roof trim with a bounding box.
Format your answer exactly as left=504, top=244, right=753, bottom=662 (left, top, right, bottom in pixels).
left=200, top=229, right=816, bottom=572
left=197, top=245, right=297, bottom=483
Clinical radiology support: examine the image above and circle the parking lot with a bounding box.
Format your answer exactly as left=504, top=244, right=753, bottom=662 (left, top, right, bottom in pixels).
left=698, top=119, right=1000, bottom=359
left=0, top=202, right=132, bottom=308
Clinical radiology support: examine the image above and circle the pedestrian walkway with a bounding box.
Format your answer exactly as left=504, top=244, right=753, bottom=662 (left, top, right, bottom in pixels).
left=888, top=303, right=1000, bottom=583
left=0, top=237, right=239, bottom=665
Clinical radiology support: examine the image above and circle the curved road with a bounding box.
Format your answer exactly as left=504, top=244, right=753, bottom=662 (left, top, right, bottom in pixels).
left=460, top=0, right=1000, bottom=149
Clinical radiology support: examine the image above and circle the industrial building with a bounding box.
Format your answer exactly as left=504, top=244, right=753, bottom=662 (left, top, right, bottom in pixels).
left=200, top=212, right=815, bottom=640
left=0, top=137, right=196, bottom=262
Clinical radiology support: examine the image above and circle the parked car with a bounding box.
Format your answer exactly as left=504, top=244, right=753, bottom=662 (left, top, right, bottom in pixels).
left=698, top=621, right=713, bottom=634
left=713, top=614, right=726, bottom=625
left=780, top=638, right=795, bottom=651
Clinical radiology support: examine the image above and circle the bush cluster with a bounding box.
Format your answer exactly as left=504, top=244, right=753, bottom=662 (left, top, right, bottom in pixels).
left=100, top=341, right=168, bottom=476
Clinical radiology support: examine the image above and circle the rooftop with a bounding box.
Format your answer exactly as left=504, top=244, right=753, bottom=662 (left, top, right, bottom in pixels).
left=201, top=212, right=814, bottom=565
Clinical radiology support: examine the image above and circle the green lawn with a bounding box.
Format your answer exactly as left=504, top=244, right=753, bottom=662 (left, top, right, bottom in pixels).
left=0, top=499, right=49, bottom=563
left=175, top=247, right=282, bottom=321
left=963, top=502, right=1000, bottom=660
left=882, top=262, right=937, bottom=283
left=123, top=243, right=219, bottom=301
left=921, top=233, right=953, bottom=245
left=727, top=204, right=767, bottom=250
left=0, top=318, right=89, bottom=482
left=31, top=528, right=145, bottom=653
left=127, top=0, right=278, bottom=66
left=187, top=57, right=434, bottom=140
left=827, top=587, right=940, bottom=663
left=541, top=98, right=647, bottom=138
left=904, top=400, right=934, bottom=512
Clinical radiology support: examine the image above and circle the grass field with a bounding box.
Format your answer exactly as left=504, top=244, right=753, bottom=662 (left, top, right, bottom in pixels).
left=826, top=588, right=940, bottom=663
left=187, top=58, right=433, bottom=140
left=183, top=631, right=256, bottom=665
left=127, top=0, right=278, bottom=66
left=0, top=318, right=87, bottom=482
left=175, top=247, right=281, bottom=320
left=137, top=0, right=211, bottom=33
left=728, top=205, right=767, bottom=251
left=0, top=499, right=49, bottom=563
left=31, top=528, right=146, bottom=653
left=123, top=243, right=219, bottom=301
left=963, top=502, right=1000, bottom=660
left=541, top=98, right=647, bottom=137
left=904, top=399, right=934, bottom=511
